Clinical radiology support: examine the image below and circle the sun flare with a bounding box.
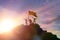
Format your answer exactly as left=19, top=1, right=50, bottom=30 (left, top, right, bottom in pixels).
left=0, top=8, right=24, bottom=34
left=0, top=19, right=17, bottom=33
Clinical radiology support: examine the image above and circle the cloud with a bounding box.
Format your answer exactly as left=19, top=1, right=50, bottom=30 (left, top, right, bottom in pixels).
left=43, top=15, right=60, bottom=24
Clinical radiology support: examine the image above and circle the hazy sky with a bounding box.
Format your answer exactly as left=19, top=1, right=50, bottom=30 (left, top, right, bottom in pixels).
left=0, top=0, right=60, bottom=38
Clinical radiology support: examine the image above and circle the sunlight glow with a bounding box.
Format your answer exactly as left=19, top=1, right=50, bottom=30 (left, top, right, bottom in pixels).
left=0, top=8, right=24, bottom=34
left=0, top=19, right=17, bottom=34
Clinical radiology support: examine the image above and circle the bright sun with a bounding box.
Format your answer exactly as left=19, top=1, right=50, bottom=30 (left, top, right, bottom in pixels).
left=0, top=19, right=16, bottom=34
left=0, top=8, right=24, bottom=34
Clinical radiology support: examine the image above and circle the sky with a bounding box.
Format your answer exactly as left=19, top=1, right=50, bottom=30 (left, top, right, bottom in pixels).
left=0, top=0, right=60, bottom=38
